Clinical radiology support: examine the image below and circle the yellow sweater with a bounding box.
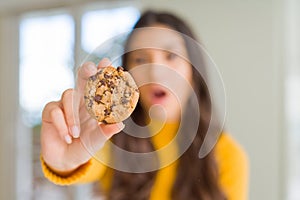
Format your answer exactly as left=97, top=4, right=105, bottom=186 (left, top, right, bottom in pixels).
left=41, top=123, right=249, bottom=200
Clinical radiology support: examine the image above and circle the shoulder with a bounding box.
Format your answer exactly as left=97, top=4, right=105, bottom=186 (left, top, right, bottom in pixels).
left=214, top=132, right=249, bottom=200
left=214, top=132, right=248, bottom=167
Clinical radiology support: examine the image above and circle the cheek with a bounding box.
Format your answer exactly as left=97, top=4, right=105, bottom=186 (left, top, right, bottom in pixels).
left=138, top=86, right=148, bottom=98
left=177, top=61, right=193, bottom=85
left=127, top=65, right=151, bottom=87
left=137, top=86, right=151, bottom=107
left=172, top=62, right=193, bottom=103
left=169, top=61, right=193, bottom=93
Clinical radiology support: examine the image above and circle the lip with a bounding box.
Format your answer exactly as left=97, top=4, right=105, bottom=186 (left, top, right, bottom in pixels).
left=149, top=86, right=169, bottom=104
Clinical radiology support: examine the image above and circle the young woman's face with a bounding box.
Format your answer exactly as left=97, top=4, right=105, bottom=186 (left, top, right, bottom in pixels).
left=126, top=25, right=193, bottom=122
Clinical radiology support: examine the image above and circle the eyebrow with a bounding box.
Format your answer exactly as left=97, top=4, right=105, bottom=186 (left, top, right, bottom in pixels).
left=128, top=39, right=187, bottom=56
left=162, top=42, right=187, bottom=56
left=161, top=36, right=186, bottom=49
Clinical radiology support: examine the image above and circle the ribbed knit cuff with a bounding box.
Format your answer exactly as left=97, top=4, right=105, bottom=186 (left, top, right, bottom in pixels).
left=40, top=156, right=93, bottom=185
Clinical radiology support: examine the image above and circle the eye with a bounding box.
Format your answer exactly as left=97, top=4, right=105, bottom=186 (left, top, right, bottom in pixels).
left=166, top=52, right=178, bottom=60
left=134, top=57, right=147, bottom=64
left=128, top=54, right=148, bottom=65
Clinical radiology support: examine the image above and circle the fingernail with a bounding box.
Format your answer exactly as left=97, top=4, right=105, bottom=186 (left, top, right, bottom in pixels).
left=65, top=135, right=72, bottom=144
left=71, top=126, right=80, bottom=138
left=87, top=63, right=96, bottom=73
left=102, top=59, right=111, bottom=67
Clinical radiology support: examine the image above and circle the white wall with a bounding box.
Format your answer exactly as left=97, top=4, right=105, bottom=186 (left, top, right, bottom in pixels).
left=0, top=16, right=19, bottom=200
left=0, top=0, right=288, bottom=200
left=285, top=0, right=300, bottom=199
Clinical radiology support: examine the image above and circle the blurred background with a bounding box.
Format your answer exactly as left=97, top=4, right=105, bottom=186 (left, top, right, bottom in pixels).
left=0, top=0, right=299, bottom=199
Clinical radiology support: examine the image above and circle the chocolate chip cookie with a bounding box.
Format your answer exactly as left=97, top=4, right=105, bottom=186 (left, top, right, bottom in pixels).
left=84, top=66, right=139, bottom=124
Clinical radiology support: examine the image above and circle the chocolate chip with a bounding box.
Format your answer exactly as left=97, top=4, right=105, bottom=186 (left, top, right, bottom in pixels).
left=107, top=81, right=115, bottom=88
left=117, top=66, right=124, bottom=71
left=88, top=100, right=93, bottom=107
left=121, top=97, right=129, bottom=104
left=104, top=73, right=112, bottom=79
left=99, top=80, right=106, bottom=86
left=94, top=95, right=102, bottom=103
left=104, top=108, right=111, bottom=116
left=90, top=75, right=97, bottom=81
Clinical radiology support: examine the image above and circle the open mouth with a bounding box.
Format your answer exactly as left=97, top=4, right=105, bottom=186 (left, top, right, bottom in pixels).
left=150, top=87, right=168, bottom=104
left=153, top=90, right=166, bottom=98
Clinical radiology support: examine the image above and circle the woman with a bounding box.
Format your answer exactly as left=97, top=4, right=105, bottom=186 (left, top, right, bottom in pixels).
left=41, top=11, right=248, bottom=200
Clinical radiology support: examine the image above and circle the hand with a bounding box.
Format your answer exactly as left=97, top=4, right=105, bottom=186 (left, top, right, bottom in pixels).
left=41, top=58, right=124, bottom=173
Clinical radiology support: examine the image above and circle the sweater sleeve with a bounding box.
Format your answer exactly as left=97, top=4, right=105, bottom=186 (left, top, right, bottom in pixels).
left=41, top=156, right=107, bottom=185
left=215, top=133, right=249, bottom=200
left=41, top=142, right=111, bottom=185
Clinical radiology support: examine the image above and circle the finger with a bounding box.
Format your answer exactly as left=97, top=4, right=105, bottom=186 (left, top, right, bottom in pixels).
left=76, top=62, right=97, bottom=93
left=80, top=121, right=125, bottom=155
left=42, top=102, right=73, bottom=144
left=97, top=58, right=111, bottom=70
left=98, top=122, right=125, bottom=139
left=61, top=89, right=81, bottom=138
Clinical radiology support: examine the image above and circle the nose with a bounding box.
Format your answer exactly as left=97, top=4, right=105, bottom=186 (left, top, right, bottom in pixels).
left=148, top=53, right=169, bottom=82
left=148, top=66, right=177, bottom=91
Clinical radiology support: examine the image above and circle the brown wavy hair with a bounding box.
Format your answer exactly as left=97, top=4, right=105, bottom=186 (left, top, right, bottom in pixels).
left=105, top=10, right=226, bottom=200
